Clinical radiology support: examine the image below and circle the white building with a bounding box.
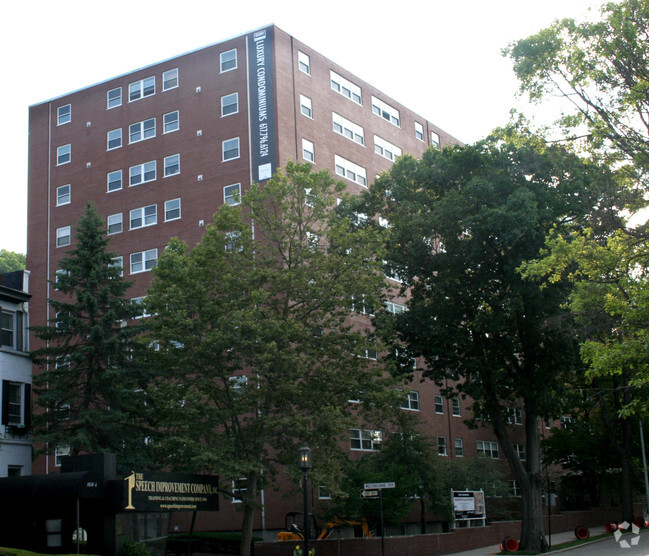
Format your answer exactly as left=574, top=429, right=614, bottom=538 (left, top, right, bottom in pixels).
left=0, top=270, right=32, bottom=476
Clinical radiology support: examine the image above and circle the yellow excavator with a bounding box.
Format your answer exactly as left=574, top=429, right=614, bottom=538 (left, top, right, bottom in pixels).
left=277, top=512, right=372, bottom=541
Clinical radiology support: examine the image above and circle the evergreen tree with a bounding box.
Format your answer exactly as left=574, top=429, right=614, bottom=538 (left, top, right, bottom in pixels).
left=31, top=204, right=150, bottom=472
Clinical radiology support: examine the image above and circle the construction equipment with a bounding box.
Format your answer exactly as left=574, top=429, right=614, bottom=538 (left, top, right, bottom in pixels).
left=277, top=512, right=372, bottom=541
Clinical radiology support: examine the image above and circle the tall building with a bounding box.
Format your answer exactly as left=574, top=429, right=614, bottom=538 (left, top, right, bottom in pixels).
left=0, top=270, right=32, bottom=477
left=26, top=25, right=526, bottom=535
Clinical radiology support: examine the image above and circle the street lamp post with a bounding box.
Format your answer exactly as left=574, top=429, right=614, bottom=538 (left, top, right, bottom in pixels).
left=299, top=447, right=312, bottom=556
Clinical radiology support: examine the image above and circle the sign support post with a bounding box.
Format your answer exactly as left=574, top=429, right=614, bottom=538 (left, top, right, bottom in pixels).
left=364, top=482, right=395, bottom=556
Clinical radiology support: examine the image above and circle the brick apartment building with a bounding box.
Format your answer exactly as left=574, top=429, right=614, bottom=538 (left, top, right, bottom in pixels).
left=26, top=25, right=531, bottom=537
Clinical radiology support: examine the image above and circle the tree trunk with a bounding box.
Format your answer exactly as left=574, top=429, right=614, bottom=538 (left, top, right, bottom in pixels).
left=620, top=416, right=635, bottom=523
left=239, top=472, right=259, bottom=556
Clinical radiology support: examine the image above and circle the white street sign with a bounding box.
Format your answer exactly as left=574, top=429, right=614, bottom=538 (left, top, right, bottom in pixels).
left=364, top=482, right=395, bottom=490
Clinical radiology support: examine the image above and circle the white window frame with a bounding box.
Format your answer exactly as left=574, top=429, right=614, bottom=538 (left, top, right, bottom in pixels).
left=385, top=301, right=407, bottom=314
left=107, top=87, right=122, bottom=109
left=107, top=128, right=122, bottom=150
left=164, top=154, right=180, bottom=177
left=477, top=440, right=499, bottom=459
left=318, top=486, right=332, bottom=500
left=434, top=395, right=444, bottom=414
left=1, top=310, right=26, bottom=352
left=221, top=93, right=239, bottom=117
left=334, top=155, right=367, bottom=187
left=164, top=198, right=181, bottom=222
left=350, top=428, right=381, bottom=451
left=163, top=111, right=179, bottom=133
left=107, top=170, right=123, bottom=192
left=231, top=477, right=247, bottom=503
left=455, top=438, right=464, bottom=457
left=56, top=226, right=71, bottom=248
left=302, top=139, right=314, bottom=163
left=222, top=137, right=240, bottom=161
left=330, top=71, right=362, bottom=105
left=57, top=104, right=71, bottom=125
left=438, top=436, right=447, bottom=456
left=415, top=121, right=425, bottom=142
left=371, top=96, right=400, bottom=127
left=55, top=446, right=70, bottom=467
left=300, top=95, right=312, bottom=118
left=128, top=76, right=155, bottom=102
left=332, top=113, right=364, bottom=145
left=129, top=118, right=156, bottom=144
left=220, top=49, right=237, bottom=73
left=107, top=213, right=123, bottom=235
left=57, top=144, right=71, bottom=166
left=129, top=161, right=156, bottom=186
left=452, top=398, right=461, bottom=417
left=163, top=68, right=178, bottom=91
left=224, top=183, right=241, bottom=205
left=400, top=391, right=419, bottom=411
left=56, top=184, right=71, bottom=206
left=298, top=51, right=311, bottom=75
left=110, top=256, right=123, bottom=277
left=514, top=443, right=526, bottom=461
left=506, top=408, right=523, bottom=425
left=130, top=205, right=157, bottom=230
left=130, top=248, right=158, bottom=274
left=374, top=135, right=402, bottom=161
left=431, top=131, right=441, bottom=150
left=130, top=297, right=151, bottom=319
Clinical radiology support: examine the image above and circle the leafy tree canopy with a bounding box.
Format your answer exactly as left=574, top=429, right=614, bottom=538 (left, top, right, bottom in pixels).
left=0, top=249, right=26, bottom=274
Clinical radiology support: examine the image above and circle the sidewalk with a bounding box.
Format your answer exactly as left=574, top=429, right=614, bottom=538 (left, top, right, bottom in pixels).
left=452, top=525, right=607, bottom=555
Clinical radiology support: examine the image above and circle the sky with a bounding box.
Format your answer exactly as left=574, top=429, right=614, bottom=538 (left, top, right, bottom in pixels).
left=1, top=0, right=610, bottom=255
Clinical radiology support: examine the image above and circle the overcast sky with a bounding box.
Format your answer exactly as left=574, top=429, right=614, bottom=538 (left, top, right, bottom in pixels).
left=1, top=0, right=610, bottom=255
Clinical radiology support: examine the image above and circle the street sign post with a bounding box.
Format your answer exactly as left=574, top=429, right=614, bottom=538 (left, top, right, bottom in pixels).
left=362, top=482, right=395, bottom=556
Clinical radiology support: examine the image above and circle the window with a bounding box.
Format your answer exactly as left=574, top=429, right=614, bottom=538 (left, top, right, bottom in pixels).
left=477, top=440, right=499, bottom=459
left=298, top=51, right=311, bottom=74
left=510, top=480, right=521, bottom=497
left=110, top=256, right=123, bottom=277
left=107, top=87, right=122, bottom=109
left=129, top=118, right=156, bottom=143
left=454, top=438, right=464, bottom=457
left=351, top=293, right=373, bottom=315
left=302, top=139, right=314, bottom=163
left=57, top=144, right=71, bottom=165
left=360, top=348, right=378, bottom=360
left=107, top=170, right=123, bottom=192
left=56, top=226, right=71, bottom=248
left=1, top=311, right=25, bottom=351
left=164, top=154, right=180, bottom=177
left=224, top=231, right=242, bottom=253
left=452, top=398, right=461, bottom=417
left=332, top=113, right=364, bottom=145
left=334, top=155, right=367, bottom=187
left=374, top=135, right=402, bottom=161
left=371, top=96, right=400, bottom=127
left=350, top=428, right=381, bottom=451
left=107, top=213, right=123, bottom=235
left=223, top=137, right=240, bottom=161
left=129, top=76, right=155, bottom=101
left=130, top=205, right=157, bottom=230
left=130, top=297, right=151, bottom=319
left=163, top=68, right=178, bottom=90
left=163, top=111, right=179, bottom=133
left=434, top=395, right=444, bottom=414
left=318, top=486, right=332, bottom=500
left=431, top=131, right=441, bottom=150
left=56, top=184, right=71, bottom=206
left=229, top=375, right=247, bottom=393
left=2, top=381, right=27, bottom=426
left=224, top=183, right=241, bottom=205
left=57, top=104, right=71, bottom=125
left=54, top=446, right=70, bottom=467
left=385, top=301, right=407, bottom=314
left=231, top=477, right=247, bottom=502
left=300, top=95, right=312, bottom=118
left=400, top=391, right=419, bottom=411
left=415, top=121, right=424, bottom=141
left=438, top=436, right=447, bottom=456
left=330, top=71, right=362, bottom=104
left=514, top=443, right=526, bottom=461
left=506, top=408, right=523, bottom=425
left=221, top=93, right=239, bottom=116
left=220, top=49, right=237, bottom=72
left=107, top=129, right=122, bottom=150
left=165, top=198, right=181, bottom=221
left=561, top=415, right=573, bottom=429
left=130, top=248, right=158, bottom=274
left=129, top=161, right=156, bottom=186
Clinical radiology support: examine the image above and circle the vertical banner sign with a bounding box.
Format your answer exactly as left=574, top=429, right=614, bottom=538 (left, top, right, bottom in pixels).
left=248, top=28, right=277, bottom=182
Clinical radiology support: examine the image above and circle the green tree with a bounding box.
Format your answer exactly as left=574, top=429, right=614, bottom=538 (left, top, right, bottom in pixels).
left=144, top=162, right=393, bottom=556
left=30, top=204, right=149, bottom=472
left=357, top=137, right=621, bottom=551
left=505, top=0, right=649, bottom=186
left=0, top=249, right=26, bottom=273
